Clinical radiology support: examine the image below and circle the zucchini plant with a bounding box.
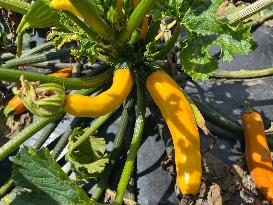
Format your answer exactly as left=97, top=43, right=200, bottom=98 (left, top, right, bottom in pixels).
left=0, top=0, right=272, bottom=204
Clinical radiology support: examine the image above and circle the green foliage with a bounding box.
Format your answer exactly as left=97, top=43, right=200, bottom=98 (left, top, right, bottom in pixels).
left=48, top=13, right=99, bottom=64
left=66, top=128, right=109, bottom=181
left=16, top=0, right=60, bottom=34
left=180, top=0, right=255, bottom=80
left=11, top=147, right=91, bottom=205
left=46, top=0, right=255, bottom=80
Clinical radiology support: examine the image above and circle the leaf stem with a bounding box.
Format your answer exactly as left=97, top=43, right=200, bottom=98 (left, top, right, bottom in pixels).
left=0, top=68, right=113, bottom=90
left=191, top=98, right=243, bottom=140
left=227, top=0, right=273, bottom=25
left=16, top=32, right=23, bottom=57
left=0, top=178, right=14, bottom=198
left=114, top=77, right=145, bottom=204
left=3, top=50, right=71, bottom=68
left=212, top=68, right=273, bottom=79
left=22, top=41, right=54, bottom=57
left=51, top=87, right=102, bottom=159
left=70, top=112, right=113, bottom=151
left=51, top=117, right=80, bottom=159
left=33, top=116, right=63, bottom=149
left=30, top=62, right=75, bottom=69
left=118, top=0, right=155, bottom=46
left=150, top=23, right=182, bottom=60
left=64, top=11, right=100, bottom=42
left=69, top=0, right=115, bottom=40
left=0, top=115, right=61, bottom=161
left=0, top=0, right=30, bottom=14
left=0, top=115, right=63, bottom=197
left=91, top=92, right=135, bottom=201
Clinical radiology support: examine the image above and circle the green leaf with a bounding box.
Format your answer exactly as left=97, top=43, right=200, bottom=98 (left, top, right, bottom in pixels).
left=12, top=147, right=91, bottom=205
left=180, top=0, right=256, bottom=80
left=48, top=13, right=99, bottom=64
left=16, top=0, right=60, bottom=34
left=66, top=128, right=109, bottom=180
left=150, top=0, right=191, bottom=20
left=1, top=187, right=58, bottom=205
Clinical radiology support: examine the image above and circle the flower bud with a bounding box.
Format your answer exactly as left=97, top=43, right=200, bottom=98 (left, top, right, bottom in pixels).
left=13, top=76, right=65, bottom=117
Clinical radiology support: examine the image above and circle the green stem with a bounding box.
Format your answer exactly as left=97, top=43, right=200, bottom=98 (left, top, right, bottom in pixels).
left=0, top=115, right=63, bottom=197
left=3, top=50, right=71, bottom=68
left=51, top=85, right=103, bottom=159
left=191, top=98, right=243, bottom=140
left=69, top=0, right=115, bottom=40
left=16, top=32, right=23, bottom=57
left=149, top=23, right=182, bottom=60
left=0, top=0, right=30, bottom=14
left=212, top=68, right=273, bottom=79
left=0, top=68, right=113, bottom=90
left=33, top=116, right=63, bottom=149
left=22, top=41, right=54, bottom=57
left=125, top=173, right=136, bottom=201
left=0, top=53, right=15, bottom=61
left=227, top=0, right=273, bottom=25
left=0, top=42, right=54, bottom=61
left=0, top=179, right=14, bottom=198
left=71, top=112, right=113, bottom=151
left=91, top=92, right=135, bottom=201
left=51, top=117, right=81, bottom=159
left=31, top=62, right=75, bottom=69
left=118, top=0, right=155, bottom=46
left=0, top=115, right=60, bottom=161
left=64, top=11, right=99, bottom=42
left=114, top=77, right=145, bottom=204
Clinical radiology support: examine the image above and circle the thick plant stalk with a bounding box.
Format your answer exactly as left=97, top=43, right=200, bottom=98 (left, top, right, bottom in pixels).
left=91, top=92, right=135, bottom=201
left=114, top=77, right=145, bottom=204
left=212, top=68, right=273, bottom=79
left=133, top=0, right=148, bottom=40
left=51, top=117, right=81, bottom=159
left=22, top=41, right=54, bottom=57
left=118, top=0, right=155, bottom=46
left=16, top=32, right=23, bottom=57
left=31, top=62, right=75, bottom=69
left=227, top=0, right=273, bottom=25
left=192, top=98, right=243, bottom=139
left=69, top=0, right=115, bottom=40
left=0, top=68, right=113, bottom=90
left=0, top=0, right=30, bottom=14
left=0, top=115, right=60, bottom=161
left=0, top=42, right=54, bottom=61
left=3, top=50, right=71, bottom=68
left=33, top=117, right=63, bottom=149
